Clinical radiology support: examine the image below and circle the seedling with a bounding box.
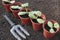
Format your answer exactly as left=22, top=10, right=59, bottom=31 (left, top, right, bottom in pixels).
left=11, top=3, right=29, bottom=10
left=21, top=3, right=29, bottom=8
left=11, top=5, right=22, bottom=10
left=29, top=11, right=44, bottom=24
left=2, top=0, right=15, bottom=4
left=18, top=8, right=31, bottom=18
left=47, top=21, right=59, bottom=33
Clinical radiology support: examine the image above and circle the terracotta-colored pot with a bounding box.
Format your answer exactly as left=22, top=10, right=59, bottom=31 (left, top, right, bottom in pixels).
left=19, top=8, right=32, bottom=25
left=31, top=14, right=46, bottom=31
left=43, top=20, right=59, bottom=39
left=10, top=2, right=22, bottom=19
left=2, top=0, right=15, bottom=12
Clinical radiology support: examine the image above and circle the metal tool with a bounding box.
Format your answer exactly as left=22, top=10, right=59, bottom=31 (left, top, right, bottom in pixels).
left=3, top=15, right=30, bottom=40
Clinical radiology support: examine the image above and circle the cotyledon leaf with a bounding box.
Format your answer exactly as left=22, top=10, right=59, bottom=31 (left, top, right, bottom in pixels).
left=47, top=21, right=53, bottom=28
left=2, top=0, right=10, bottom=2
left=49, top=29, right=55, bottom=33
left=18, top=12, right=27, bottom=15
left=37, top=18, right=44, bottom=24
left=34, top=11, right=42, bottom=16
left=21, top=3, right=29, bottom=7
left=54, top=23, right=59, bottom=28
left=29, top=13, right=37, bottom=19
left=11, top=6, right=22, bottom=9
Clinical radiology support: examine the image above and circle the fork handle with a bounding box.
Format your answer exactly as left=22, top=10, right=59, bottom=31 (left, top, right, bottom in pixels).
left=3, top=15, right=15, bottom=26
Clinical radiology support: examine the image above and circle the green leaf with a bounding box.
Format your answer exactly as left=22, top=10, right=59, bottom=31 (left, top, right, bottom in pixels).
left=47, top=21, right=53, bottom=28
left=29, top=13, right=37, bottom=19
left=37, top=18, right=44, bottom=24
left=18, top=12, right=27, bottom=15
left=21, top=3, right=29, bottom=7
left=10, top=0, right=15, bottom=3
left=34, top=11, right=42, bottom=16
left=29, top=11, right=42, bottom=16
left=2, top=0, right=10, bottom=2
left=54, top=23, right=59, bottom=28
left=49, top=29, right=55, bottom=33
left=11, top=6, right=22, bottom=9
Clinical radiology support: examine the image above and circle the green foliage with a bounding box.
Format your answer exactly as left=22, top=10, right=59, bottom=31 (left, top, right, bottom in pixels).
left=2, top=0, right=10, bottom=2
left=11, top=6, right=22, bottom=9
left=18, top=12, right=27, bottom=15
left=54, top=23, right=59, bottom=28
left=47, top=21, right=60, bottom=33
left=47, top=21, right=53, bottom=28
left=37, top=18, right=44, bottom=24
left=21, top=3, right=29, bottom=8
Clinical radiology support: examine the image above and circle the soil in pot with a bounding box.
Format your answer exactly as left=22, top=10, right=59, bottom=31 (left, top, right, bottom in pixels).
left=4, top=2, right=11, bottom=4
left=20, top=14, right=29, bottom=18
left=20, top=9, right=31, bottom=18
left=31, top=17, right=43, bottom=31
left=11, top=7, right=20, bottom=19
left=11, top=5, right=20, bottom=10
left=11, top=8, right=20, bottom=10
left=19, top=8, right=32, bottom=25
left=45, top=24, right=57, bottom=32
left=32, top=19, right=38, bottom=23
left=32, top=17, right=43, bottom=23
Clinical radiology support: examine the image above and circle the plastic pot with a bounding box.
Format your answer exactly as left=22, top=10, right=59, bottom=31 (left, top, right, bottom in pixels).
left=2, top=0, right=15, bottom=12
left=31, top=14, right=46, bottom=31
left=10, top=2, right=22, bottom=19
left=43, top=20, right=59, bottom=39
left=19, top=8, right=32, bottom=25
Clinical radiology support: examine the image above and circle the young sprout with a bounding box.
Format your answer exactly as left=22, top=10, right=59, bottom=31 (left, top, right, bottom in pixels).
left=47, top=21, right=60, bottom=33
left=21, top=3, right=29, bottom=8
left=18, top=9, right=31, bottom=16
left=11, top=6, right=22, bottom=9
left=10, top=0, right=15, bottom=3
left=2, top=0, right=10, bottom=2
left=54, top=23, right=59, bottom=28
left=47, top=21, right=53, bottom=28
left=29, top=13, right=37, bottom=19
left=50, top=29, right=55, bottom=33
left=18, top=12, right=27, bottom=15
left=34, top=11, right=42, bottom=17
left=29, top=11, right=42, bottom=19
left=37, top=18, right=44, bottom=24
left=30, top=11, right=42, bottom=16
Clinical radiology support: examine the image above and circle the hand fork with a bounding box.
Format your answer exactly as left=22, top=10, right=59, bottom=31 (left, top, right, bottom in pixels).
left=3, top=15, right=30, bottom=40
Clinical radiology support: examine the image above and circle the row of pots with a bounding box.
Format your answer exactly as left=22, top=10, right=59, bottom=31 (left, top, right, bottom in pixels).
left=2, top=0, right=60, bottom=39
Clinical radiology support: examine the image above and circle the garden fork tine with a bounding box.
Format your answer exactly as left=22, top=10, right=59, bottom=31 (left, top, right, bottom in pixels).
left=3, top=15, right=30, bottom=40
left=10, top=25, right=26, bottom=39
left=17, top=25, right=30, bottom=36
left=15, top=26, right=26, bottom=39
left=10, top=27, right=22, bottom=40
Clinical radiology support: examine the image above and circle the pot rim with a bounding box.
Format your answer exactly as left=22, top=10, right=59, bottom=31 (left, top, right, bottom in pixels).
left=10, top=2, right=22, bottom=12
left=18, top=8, right=32, bottom=19
left=2, top=0, right=15, bottom=5
left=31, top=14, right=46, bottom=25
left=43, top=20, right=60, bottom=34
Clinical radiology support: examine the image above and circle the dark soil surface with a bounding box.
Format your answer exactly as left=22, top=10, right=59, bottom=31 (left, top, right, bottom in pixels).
left=45, top=24, right=50, bottom=31
left=4, top=2, right=11, bottom=4
left=12, top=8, right=20, bottom=10
left=0, top=0, right=60, bottom=40
left=20, top=14, right=29, bottom=18
left=32, top=19, right=38, bottom=23
left=45, top=24, right=57, bottom=32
